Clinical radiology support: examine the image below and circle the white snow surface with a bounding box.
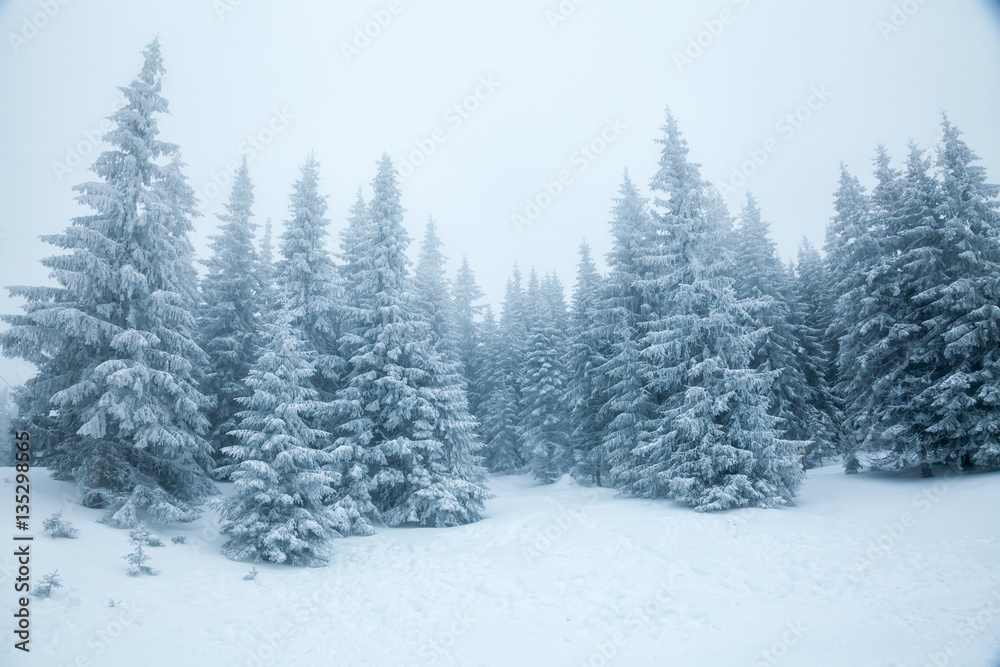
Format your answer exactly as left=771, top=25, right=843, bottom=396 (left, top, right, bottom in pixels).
left=3, top=465, right=1000, bottom=667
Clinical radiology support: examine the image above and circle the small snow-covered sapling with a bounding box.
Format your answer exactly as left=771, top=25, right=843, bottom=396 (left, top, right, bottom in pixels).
left=34, top=571, right=62, bottom=598
left=43, top=512, right=79, bottom=539
left=124, top=524, right=158, bottom=576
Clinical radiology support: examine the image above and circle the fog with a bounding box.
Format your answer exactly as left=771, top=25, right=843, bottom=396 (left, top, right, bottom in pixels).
left=1, top=0, right=999, bottom=386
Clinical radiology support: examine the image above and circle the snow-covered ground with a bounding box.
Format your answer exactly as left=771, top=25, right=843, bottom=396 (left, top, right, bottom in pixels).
left=3, top=465, right=999, bottom=667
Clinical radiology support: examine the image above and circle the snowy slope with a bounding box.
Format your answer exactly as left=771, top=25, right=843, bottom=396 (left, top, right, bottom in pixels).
left=2, top=465, right=999, bottom=667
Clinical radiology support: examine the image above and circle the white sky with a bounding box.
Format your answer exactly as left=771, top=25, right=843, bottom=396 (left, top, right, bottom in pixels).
left=1, top=0, right=999, bottom=386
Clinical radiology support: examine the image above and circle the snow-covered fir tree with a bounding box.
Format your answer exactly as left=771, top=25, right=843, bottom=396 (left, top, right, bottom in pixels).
left=631, top=108, right=803, bottom=510
left=330, top=155, right=488, bottom=527
left=453, top=256, right=487, bottom=427
left=918, top=119, right=1000, bottom=471
left=480, top=268, right=527, bottom=473
left=824, top=165, right=875, bottom=474
left=837, top=147, right=925, bottom=473
left=413, top=218, right=455, bottom=350
left=597, top=314, right=656, bottom=489
left=602, top=169, right=656, bottom=331
left=276, top=153, right=344, bottom=400
left=198, top=157, right=262, bottom=465
left=791, top=239, right=843, bottom=466
left=471, top=304, right=498, bottom=440
left=520, top=270, right=573, bottom=483
left=733, top=194, right=831, bottom=456
left=338, top=185, right=370, bottom=307
left=258, top=218, right=278, bottom=316
left=566, top=243, right=609, bottom=484
left=0, top=39, right=214, bottom=525
left=217, top=315, right=345, bottom=566
left=586, top=171, right=657, bottom=487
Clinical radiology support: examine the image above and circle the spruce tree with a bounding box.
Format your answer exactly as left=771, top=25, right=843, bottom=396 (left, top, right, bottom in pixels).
left=603, top=169, right=655, bottom=330
left=217, top=316, right=345, bottom=566
left=792, top=239, right=843, bottom=465
left=520, top=271, right=573, bottom=483
left=413, top=218, right=454, bottom=349
left=338, top=185, right=370, bottom=307
left=331, top=155, right=488, bottom=527
left=471, top=304, right=499, bottom=442
left=589, top=172, right=656, bottom=486
left=733, top=194, right=828, bottom=456
left=198, top=157, right=262, bottom=465
left=480, top=268, right=527, bottom=473
left=632, top=109, right=802, bottom=510
left=597, top=314, right=656, bottom=489
left=1, top=39, right=214, bottom=526
left=921, top=119, right=1000, bottom=471
left=453, top=256, right=486, bottom=425
left=276, top=153, right=344, bottom=399
left=566, top=243, right=609, bottom=484
left=258, top=218, right=278, bottom=316
left=824, top=165, right=875, bottom=473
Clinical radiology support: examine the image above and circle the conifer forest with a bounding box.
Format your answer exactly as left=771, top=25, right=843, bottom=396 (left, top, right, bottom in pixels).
left=2, top=3, right=999, bottom=665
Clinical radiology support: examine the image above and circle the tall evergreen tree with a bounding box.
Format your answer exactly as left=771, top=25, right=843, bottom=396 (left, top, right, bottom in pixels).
left=631, top=109, right=802, bottom=510
left=733, top=194, right=828, bottom=454
left=520, top=271, right=573, bottom=483
left=338, top=185, right=369, bottom=306
left=277, top=153, right=344, bottom=400
left=835, top=148, right=905, bottom=468
left=920, top=119, right=1000, bottom=471
left=330, top=155, right=488, bottom=528
left=590, top=172, right=656, bottom=487
left=603, top=170, right=655, bottom=330
left=157, top=153, right=204, bottom=316
left=597, top=314, right=656, bottom=489
left=413, top=218, right=454, bottom=349
left=198, top=157, right=262, bottom=465
left=566, top=243, right=609, bottom=484
left=258, top=218, right=278, bottom=316
left=0, top=39, right=214, bottom=525
left=480, top=268, right=527, bottom=473
left=792, top=238, right=843, bottom=465
left=217, top=315, right=345, bottom=566
left=471, top=304, right=498, bottom=441
left=824, top=165, right=875, bottom=473
left=453, top=256, right=486, bottom=423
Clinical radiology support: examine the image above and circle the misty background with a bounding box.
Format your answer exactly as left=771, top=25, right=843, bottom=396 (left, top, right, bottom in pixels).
left=1, top=0, right=999, bottom=387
